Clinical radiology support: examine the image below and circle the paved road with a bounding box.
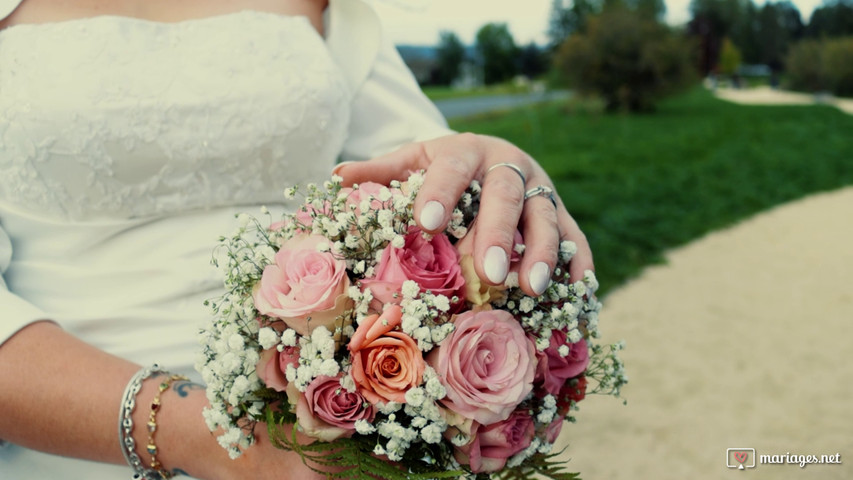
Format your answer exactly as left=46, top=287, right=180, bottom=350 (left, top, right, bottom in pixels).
left=433, top=90, right=571, bottom=119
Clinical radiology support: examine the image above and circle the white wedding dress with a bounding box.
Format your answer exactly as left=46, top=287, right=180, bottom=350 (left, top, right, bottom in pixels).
left=0, top=1, right=451, bottom=478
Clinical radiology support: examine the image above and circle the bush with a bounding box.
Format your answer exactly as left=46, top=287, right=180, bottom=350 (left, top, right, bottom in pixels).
left=787, top=37, right=853, bottom=96
left=554, top=7, right=696, bottom=112
left=824, top=38, right=853, bottom=96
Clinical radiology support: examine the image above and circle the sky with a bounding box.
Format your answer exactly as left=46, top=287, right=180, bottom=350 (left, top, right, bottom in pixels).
left=369, top=0, right=827, bottom=46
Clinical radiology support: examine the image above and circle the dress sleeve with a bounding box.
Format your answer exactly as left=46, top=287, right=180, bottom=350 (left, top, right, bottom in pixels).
left=340, top=36, right=455, bottom=162
left=0, top=223, right=50, bottom=346
left=0, top=0, right=25, bottom=22
left=325, top=0, right=455, bottom=162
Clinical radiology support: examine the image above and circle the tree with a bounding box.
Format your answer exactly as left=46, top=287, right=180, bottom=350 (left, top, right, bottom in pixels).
left=555, top=7, right=696, bottom=111
left=624, top=0, right=666, bottom=19
left=475, top=23, right=519, bottom=85
left=805, top=1, right=853, bottom=38
left=755, top=2, right=803, bottom=70
left=434, top=31, right=466, bottom=86
left=688, top=0, right=750, bottom=75
left=518, top=43, right=549, bottom=78
left=717, top=37, right=742, bottom=74
left=547, top=0, right=601, bottom=48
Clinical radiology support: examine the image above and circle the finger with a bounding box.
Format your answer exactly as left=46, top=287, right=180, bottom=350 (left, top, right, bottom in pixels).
left=517, top=190, right=560, bottom=297
left=559, top=207, right=595, bottom=288
left=412, top=134, right=485, bottom=233
left=471, top=145, right=530, bottom=285
left=331, top=142, right=431, bottom=187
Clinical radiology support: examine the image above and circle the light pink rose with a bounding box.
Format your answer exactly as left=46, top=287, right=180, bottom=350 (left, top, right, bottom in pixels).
left=338, top=181, right=390, bottom=214
left=257, top=345, right=300, bottom=392
left=427, top=309, right=536, bottom=425
left=290, top=375, right=375, bottom=442
left=253, top=234, right=351, bottom=336
left=454, top=409, right=535, bottom=473
left=348, top=305, right=425, bottom=404
left=361, top=227, right=465, bottom=309
left=534, top=332, right=589, bottom=396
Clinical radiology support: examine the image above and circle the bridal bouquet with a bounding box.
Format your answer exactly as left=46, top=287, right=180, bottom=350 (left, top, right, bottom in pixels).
left=198, top=172, right=626, bottom=479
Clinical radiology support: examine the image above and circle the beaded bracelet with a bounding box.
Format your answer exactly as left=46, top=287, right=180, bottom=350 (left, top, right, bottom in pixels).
left=145, top=374, right=189, bottom=478
left=119, top=365, right=165, bottom=479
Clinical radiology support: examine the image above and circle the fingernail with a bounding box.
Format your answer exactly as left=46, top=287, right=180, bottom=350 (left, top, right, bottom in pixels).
left=420, top=201, right=445, bottom=231
left=331, top=160, right=357, bottom=176
left=484, top=246, right=509, bottom=284
left=529, top=262, right=551, bottom=296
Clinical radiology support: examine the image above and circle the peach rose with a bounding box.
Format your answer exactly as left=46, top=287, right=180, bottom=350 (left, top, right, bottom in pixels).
left=361, top=227, right=465, bottom=309
left=454, top=409, right=535, bottom=473
left=253, top=234, right=351, bottom=336
left=427, top=309, right=536, bottom=425
left=348, top=305, right=425, bottom=404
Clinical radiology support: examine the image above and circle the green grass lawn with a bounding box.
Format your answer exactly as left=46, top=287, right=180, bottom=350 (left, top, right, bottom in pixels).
left=421, top=82, right=532, bottom=101
left=448, top=87, right=853, bottom=296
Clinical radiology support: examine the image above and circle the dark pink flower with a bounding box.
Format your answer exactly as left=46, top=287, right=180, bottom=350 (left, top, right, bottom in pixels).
left=454, top=409, right=535, bottom=473
left=361, top=227, right=465, bottom=309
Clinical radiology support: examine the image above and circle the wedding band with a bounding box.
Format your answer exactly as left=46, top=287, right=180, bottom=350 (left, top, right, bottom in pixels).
left=486, top=162, right=526, bottom=185
left=524, top=185, right=558, bottom=208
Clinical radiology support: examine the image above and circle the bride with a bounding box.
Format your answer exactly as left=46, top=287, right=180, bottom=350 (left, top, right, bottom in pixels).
left=0, top=0, right=593, bottom=478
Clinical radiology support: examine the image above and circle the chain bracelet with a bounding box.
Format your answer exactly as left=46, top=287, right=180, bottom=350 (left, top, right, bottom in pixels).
left=119, top=364, right=166, bottom=479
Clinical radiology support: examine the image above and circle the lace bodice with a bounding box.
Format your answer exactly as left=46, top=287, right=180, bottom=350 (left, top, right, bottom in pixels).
left=0, top=11, right=350, bottom=221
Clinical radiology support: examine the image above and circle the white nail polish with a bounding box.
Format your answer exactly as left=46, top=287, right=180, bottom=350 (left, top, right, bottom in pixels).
left=420, top=201, right=445, bottom=231
left=529, top=262, right=551, bottom=296
left=484, top=246, right=508, bottom=284
left=331, top=160, right=356, bottom=176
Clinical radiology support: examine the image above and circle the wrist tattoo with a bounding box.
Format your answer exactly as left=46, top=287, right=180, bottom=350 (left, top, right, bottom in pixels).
left=173, top=381, right=205, bottom=398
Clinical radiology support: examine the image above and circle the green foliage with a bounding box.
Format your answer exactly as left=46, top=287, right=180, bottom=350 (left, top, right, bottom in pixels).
left=488, top=452, right=581, bottom=480
left=475, top=23, right=519, bottom=85
left=717, top=37, right=742, bottom=74
left=805, top=1, right=853, bottom=38
left=689, top=0, right=803, bottom=74
left=435, top=31, right=467, bottom=86
left=554, top=8, right=696, bottom=112
left=786, top=39, right=826, bottom=91
left=265, top=408, right=464, bottom=480
left=448, top=87, right=853, bottom=295
left=518, top=42, right=549, bottom=79
left=823, top=37, right=853, bottom=96
left=547, top=0, right=601, bottom=48
left=787, top=36, right=853, bottom=95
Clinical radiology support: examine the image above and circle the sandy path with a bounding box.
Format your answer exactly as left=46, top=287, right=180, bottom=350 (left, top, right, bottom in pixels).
left=552, top=187, right=853, bottom=479
left=714, top=86, right=853, bottom=114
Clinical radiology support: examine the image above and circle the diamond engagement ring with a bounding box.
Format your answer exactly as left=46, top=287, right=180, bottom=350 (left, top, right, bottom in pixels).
left=524, top=185, right=558, bottom=208
left=486, top=162, right=526, bottom=185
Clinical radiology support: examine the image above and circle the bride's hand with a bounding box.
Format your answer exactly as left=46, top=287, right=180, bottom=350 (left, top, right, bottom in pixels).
left=334, top=133, right=594, bottom=295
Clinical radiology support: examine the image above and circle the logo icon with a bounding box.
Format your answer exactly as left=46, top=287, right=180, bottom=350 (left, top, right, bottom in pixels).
left=727, top=448, right=756, bottom=470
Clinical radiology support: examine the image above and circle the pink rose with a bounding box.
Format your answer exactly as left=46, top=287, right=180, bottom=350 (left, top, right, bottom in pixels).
left=290, top=375, right=375, bottom=442
left=257, top=345, right=300, bottom=392
left=541, top=417, right=564, bottom=444
left=427, top=309, right=536, bottom=425
left=454, top=409, right=535, bottom=473
left=253, top=234, right=351, bottom=336
left=349, top=305, right=425, bottom=404
left=361, top=227, right=465, bottom=309
left=534, top=333, right=589, bottom=396
left=338, top=181, right=390, bottom=214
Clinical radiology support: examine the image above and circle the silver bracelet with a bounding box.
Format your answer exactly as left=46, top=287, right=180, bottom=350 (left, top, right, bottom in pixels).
left=119, top=364, right=166, bottom=480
